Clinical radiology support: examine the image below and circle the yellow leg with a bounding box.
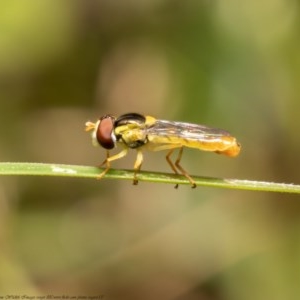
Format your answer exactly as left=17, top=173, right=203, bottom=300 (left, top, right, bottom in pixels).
left=97, top=148, right=128, bottom=180
left=166, top=149, right=179, bottom=189
left=133, top=150, right=144, bottom=185
left=166, top=148, right=196, bottom=188
left=99, top=150, right=110, bottom=168
left=174, top=148, right=196, bottom=188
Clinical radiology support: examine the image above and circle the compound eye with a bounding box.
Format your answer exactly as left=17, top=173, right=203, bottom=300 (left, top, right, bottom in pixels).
left=96, top=116, right=116, bottom=149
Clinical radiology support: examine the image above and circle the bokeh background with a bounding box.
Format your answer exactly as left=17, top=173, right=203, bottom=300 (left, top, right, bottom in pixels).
left=1, top=0, right=300, bottom=299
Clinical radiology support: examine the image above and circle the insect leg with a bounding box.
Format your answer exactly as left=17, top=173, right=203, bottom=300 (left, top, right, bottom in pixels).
left=97, top=148, right=128, bottom=180
left=152, top=144, right=193, bottom=188
left=133, top=150, right=144, bottom=185
left=174, top=147, right=196, bottom=188
left=166, top=149, right=180, bottom=189
left=99, top=150, right=110, bottom=167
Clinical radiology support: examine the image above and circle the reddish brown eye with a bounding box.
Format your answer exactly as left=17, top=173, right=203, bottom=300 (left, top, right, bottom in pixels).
left=96, top=116, right=116, bottom=149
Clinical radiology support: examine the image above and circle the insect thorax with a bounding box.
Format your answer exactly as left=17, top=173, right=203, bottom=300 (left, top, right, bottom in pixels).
left=115, top=127, right=148, bottom=149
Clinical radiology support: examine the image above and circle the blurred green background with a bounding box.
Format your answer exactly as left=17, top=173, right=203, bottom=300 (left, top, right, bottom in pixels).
left=1, top=0, right=300, bottom=299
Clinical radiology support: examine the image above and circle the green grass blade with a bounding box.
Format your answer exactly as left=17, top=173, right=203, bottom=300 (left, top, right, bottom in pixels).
left=0, top=162, right=299, bottom=193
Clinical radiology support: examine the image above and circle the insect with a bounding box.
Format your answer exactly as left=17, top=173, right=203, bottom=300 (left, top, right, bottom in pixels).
left=85, top=113, right=241, bottom=188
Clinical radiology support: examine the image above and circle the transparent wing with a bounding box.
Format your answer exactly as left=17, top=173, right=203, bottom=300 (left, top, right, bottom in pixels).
left=144, top=119, right=241, bottom=156
left=146, top=119, right=233, bottom=141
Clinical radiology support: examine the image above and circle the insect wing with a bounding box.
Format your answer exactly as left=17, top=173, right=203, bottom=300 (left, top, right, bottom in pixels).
left=145, top=118, right=240, bottom=156
left=146, top=119, right=232, bottom=141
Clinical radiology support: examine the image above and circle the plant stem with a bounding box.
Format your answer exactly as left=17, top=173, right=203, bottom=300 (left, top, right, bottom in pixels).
left=0, top=162, right=299, bottom=193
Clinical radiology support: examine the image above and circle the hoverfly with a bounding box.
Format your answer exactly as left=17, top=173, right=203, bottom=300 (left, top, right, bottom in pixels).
left=85, top=113, right=241, bottom=188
